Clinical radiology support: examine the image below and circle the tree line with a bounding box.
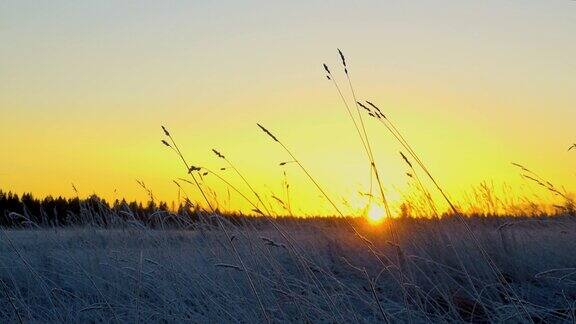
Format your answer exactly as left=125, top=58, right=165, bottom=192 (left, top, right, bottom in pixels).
left=0, top=190, right=201, bottom=228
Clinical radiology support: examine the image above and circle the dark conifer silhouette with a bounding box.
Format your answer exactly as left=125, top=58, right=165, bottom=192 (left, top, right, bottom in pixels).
left=0, top=190, right=198, bottom=228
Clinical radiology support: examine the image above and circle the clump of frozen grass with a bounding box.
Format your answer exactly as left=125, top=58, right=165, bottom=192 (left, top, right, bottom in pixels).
left=1, top=214, right=576, bottom=322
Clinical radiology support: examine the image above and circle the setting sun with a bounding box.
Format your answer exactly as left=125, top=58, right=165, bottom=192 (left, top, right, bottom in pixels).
left=366, top=203, right=386, bottom=224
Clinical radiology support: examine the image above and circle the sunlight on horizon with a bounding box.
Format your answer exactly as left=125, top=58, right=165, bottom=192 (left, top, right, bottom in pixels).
left=366, top=203, right=386, bottom=224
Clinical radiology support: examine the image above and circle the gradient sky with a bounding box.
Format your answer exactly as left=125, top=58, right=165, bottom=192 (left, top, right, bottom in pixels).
left=1, top=1, right=575, bottom=215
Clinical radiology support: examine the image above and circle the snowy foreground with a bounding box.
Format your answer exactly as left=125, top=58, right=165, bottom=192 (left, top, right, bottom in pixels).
left=1, top=216, right=576, bottom=323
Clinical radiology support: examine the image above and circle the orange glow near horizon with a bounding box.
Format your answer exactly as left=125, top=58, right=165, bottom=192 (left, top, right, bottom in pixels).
left=1, top=1, right=575, bottom=216
left=366, top=203, right=386, bottom=224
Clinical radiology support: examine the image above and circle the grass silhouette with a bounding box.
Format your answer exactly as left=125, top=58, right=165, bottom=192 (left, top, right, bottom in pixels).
left=0, top=51, right=574, bottom=323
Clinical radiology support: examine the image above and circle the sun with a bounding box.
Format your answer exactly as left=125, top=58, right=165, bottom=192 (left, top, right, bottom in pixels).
left=366, top=203, right=386, bottom=225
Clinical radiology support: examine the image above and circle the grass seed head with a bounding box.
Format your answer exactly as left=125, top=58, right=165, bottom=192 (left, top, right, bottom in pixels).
left=400, top=151, right=412, bottom=168
left=366, top=101, right=386, bottom=119
left=357, top=101, right=371, bottom=112
left=161, top=125, right=170, bottom=136
left=338, top=48, right=346, bottom=67
left=323, top=63, right=331, bottom=75
left=257, top=123, right=278, bottom=142
left=161, top=140, right=171, bottom=147
left=212, top=149, right=225, bottom=159
left=272, top=195, right=285, bottom=205
left=337, top=49, right=348, bottom=74
left=511, top=162, right=529, bottom=172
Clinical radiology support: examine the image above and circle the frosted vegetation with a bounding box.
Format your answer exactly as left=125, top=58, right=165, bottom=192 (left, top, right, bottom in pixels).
left=1, top=211, right=576, bottom=323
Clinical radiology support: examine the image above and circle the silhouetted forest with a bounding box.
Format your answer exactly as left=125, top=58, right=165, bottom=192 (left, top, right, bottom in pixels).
left=0, top=190, right=201, bottom=228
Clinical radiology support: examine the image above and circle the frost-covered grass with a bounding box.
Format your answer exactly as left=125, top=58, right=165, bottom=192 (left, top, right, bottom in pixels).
left=1, top=215, right=576, bottom=323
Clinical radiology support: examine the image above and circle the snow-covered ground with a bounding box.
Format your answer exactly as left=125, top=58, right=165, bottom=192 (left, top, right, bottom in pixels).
left=1, top=215, right=575, bottom=322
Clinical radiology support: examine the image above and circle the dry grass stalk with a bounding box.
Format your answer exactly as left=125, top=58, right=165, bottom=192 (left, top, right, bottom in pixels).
left=160, top=125, right=270, bottom=323
left=324, top=50, right=392, bottom=220
left=359, top=102, right=532, bottom=320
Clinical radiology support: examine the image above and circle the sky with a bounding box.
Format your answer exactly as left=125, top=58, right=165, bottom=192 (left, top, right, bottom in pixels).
left=1, top=0, right=575, bottom=216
